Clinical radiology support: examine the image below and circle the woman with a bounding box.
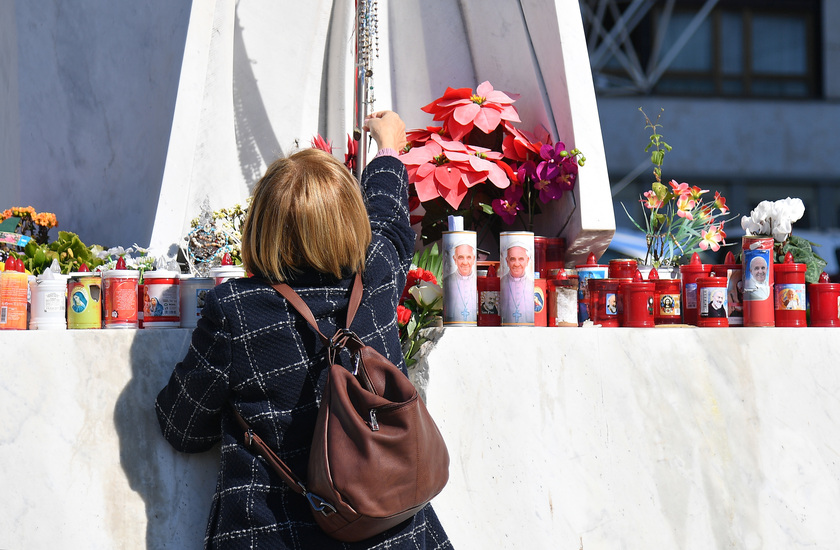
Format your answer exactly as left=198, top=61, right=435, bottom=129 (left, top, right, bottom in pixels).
left=155, top=111, right=452, bottom=549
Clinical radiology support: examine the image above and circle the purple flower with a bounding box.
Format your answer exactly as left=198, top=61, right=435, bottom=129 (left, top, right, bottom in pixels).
left=540, top=141, right=567, bottom=164
left=533, top=162, right=563, bottom=202
left=492, top=185, right=523, bottom=224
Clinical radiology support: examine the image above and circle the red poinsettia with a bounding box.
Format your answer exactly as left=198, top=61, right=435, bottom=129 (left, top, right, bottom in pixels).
left=344, top=134, right=357, bottom=172
left=400, top=134, right=507, bottom=209
left=403, top=81, right=585, bottom=239
left=311, top=134, right=332, bottom=153
left=401, top=267, right=438, bottom=301
left=422, top=81, right=520, bottom=141
left=406, top=126, right=446, bottom=147
left=501, top=124, right=548, bottom=163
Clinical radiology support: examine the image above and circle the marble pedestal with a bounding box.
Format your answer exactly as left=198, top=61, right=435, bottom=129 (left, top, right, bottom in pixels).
left=1, top=327, right=839, bottom=549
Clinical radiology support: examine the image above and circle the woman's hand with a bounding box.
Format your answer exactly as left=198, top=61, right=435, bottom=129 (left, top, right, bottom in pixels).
left=364, top=111, right=406, bottom=152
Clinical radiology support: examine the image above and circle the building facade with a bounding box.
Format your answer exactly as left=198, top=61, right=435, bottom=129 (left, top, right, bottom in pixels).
left=584, top=0, right=840, bottom=269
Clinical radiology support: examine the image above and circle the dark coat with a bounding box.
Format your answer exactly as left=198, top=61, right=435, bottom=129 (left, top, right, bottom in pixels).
left=156, top=156, right=452, bottom=549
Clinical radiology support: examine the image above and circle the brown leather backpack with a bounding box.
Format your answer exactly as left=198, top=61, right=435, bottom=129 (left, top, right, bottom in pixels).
left=233, top=273, right=450, bottom=542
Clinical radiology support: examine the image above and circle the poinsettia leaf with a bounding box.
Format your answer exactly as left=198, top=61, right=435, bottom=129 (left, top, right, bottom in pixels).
left=805, top=255, right=828, bottom=283
left=789, top=233, right=821, bottom=250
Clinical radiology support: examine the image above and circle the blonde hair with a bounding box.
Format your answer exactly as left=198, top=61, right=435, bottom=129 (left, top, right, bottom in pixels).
left=241, top=148, right=372, bottom=282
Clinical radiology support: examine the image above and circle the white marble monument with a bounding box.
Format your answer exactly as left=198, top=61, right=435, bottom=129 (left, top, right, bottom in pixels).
left=2, top=328, right=839, bottom=548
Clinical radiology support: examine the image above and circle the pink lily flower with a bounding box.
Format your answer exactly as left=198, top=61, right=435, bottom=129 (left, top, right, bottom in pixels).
left=699, top=223, right=727, bottom=251
left=676, top=195, right=696, bottom=220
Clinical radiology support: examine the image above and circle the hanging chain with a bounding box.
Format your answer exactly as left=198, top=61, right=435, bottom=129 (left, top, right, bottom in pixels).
left=354, top=0, right=379, bottom=181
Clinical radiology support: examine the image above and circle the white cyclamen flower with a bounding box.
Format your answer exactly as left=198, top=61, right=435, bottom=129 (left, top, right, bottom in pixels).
left=770, top=197, right=805, bottom=242
left=741, top=200, right=774, bottom=235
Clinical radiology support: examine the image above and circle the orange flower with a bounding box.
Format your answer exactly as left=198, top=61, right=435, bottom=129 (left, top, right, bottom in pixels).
left=688, top=185, right=708, bottom=202
left=668, top=180, right=691, bottom=197
left=699, top=223, right=727, bottom=252
left=713, top=191, right=729, bottom=213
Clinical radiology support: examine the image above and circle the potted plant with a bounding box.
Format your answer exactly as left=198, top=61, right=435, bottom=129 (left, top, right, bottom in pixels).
left=623, top=108, right=734, bottom=276
left=741, top=197, right=827, bottom=283
left=400, top=81, right=585, bottom=246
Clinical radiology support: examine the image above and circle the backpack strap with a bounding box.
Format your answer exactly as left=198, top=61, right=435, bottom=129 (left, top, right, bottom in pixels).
left=231, top=407, right=337, bottom=517
left=271, top=272, right=365, bottom=363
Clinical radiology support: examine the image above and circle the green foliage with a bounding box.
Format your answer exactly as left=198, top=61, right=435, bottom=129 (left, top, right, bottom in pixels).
left=776, top=234, right=827, bottom=284
left=623, top=108, right=734, bottom=267
left=19, top=231, right=106, bottom=275
left=411, top=243, right=443, bottom=282
left=400, top=243, right=445, bottom=368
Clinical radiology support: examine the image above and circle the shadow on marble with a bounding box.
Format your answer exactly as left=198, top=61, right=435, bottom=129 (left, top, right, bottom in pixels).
left=114, top=331, right=219, bottom=549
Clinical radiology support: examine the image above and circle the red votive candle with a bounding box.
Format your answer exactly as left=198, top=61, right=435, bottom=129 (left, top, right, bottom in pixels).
left=696, top=276, right=729, bottom=327
left=712, top=251, right=743, bottom=326
left=588, top=278, right=620, bottom=327
left=809, top=272, right=840, bottom=327
left=621, top=270, right=655, bottom=327
left=651, top=266, right=682, bottom=325
left=609, top=258, right=638, bottom=280
left=774, top=252, right=806, bottom=327
left=679, top=253, right=712, bottom=326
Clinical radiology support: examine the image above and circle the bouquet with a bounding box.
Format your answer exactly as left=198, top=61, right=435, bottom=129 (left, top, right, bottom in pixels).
left=401, top=81, right=584, bottom=243
left=741, top=197, right=827, bottom=283
left=624, top=108, right=734, bottom=267
left=398, top=246, right=443, bottom=368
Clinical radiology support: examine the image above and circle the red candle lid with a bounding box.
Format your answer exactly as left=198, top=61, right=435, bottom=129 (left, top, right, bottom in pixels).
left=680, top=252, right=709, bottom=273
left=724, top=251, right=736, bottom=264
left=576, top=251, right=605, bottom=268
left=775, top=251, right=805, bottom=273
left=819, top=272, right=831, bottom=283
left=221, top=252, right=233, bottom=266
left=610, top=258, right=637, bottom=266
left=647, top=267, right=660, bottom=280
left=116, top=256, right=127, bottom=270
left=78, top=263, right=90, bottom=272
left=633, top=269, right=643, bottom=282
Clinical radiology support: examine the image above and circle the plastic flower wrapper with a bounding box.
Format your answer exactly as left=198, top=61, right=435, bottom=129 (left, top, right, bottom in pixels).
left=398, top=246, right=444, bottom=368
left=36, top=259, right=62, bottom=281
left=0, top=206, right=58, bottom=246
left=741, top=197, right=825, bottom=282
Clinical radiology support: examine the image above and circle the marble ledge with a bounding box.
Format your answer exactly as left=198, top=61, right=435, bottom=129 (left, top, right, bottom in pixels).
left=1, top=327, right=839, bottom=549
